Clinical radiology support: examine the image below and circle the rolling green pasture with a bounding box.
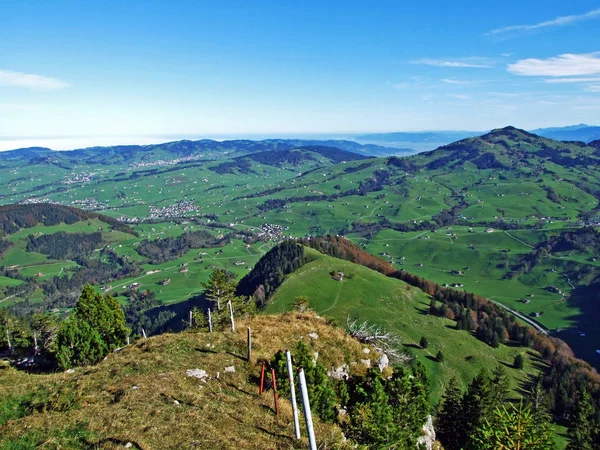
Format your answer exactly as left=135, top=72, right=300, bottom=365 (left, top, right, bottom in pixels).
left=348, top=227, right=586, bottom=330
left=267, top=249, right=540, bottom=403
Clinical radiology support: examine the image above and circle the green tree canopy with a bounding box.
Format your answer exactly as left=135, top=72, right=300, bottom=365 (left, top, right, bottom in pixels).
left=54, top=284, right=129, bottom=369
left=470, top=402, right=555, bottom=450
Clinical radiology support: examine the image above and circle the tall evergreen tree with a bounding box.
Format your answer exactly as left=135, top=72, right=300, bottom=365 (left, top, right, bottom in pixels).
left=436, top=377, right=464, bottom=450
left=566, top=388, right=597, bottom=450
left=491, top=365, right=511, bottom=405
left=526, top=376, right=552, bottom=425
left=74, top=284, right=129, bottom=350
left=461, top=369, right=495, bottom=450
left=201, top=269, right=236, bottom=311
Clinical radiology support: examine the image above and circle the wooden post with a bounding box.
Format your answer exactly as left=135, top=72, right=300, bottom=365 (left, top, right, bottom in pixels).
left=208, top=308, right=213, bottom=333
left=126, top=335, right=130, bottom=346
left=286, top=350, right=301, bottom=439
left=189, top=310, right=193, bottom=328
left=228, top=300, right=235, bottom=332
left=259, top=362, right=266, bottom=395
left=217, top=289, right=221, bottom=310
left=298, top=369, right=317, bottom=450
left=272, top=368, right=280, bottom=415
left=142, top=328, right=147, bottom=339
left=247, top=327, right=251, bottom=362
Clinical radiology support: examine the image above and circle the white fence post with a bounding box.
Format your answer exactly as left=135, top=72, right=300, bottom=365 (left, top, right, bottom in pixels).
left=142, top=328, right=147, bottom=339
left=298, top=368, right=317, bottom=450
left=189, top=310, right=193, bottom=328
left=286, top=350, right=301, bottom=440
left=208, top=308, right=213, bottom=333
left=228, top=300, right=235, bottom=332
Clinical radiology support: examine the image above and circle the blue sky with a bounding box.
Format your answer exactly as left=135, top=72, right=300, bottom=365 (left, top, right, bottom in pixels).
left=1, top=0, right=600, bottom=149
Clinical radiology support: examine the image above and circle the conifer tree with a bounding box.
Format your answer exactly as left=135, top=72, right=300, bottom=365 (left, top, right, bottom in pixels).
left=566, top=388, right=596, bottom=450
left=471, top=402, right=555, bottom=450
left=514, top=353, right=525, bottom=369
left=526, top=376, right=552, bottom=424
left=436, top=378, right=464, bottom=450
left=54, top=284, right=129, bottom=369
left=74, top=284, right=129, bottom=350
left=491, top=365, right=511, bottom=405
left=201, top=269, right=236, bottom=311
left=461, top=369, right=495, bottom=449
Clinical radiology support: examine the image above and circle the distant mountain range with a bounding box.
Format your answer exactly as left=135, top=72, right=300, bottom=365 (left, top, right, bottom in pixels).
left=530, top=124, right=600, bottom=143
left=0, top=138, right=408, bottom=164
left=354, top=124, right=600, bottom=151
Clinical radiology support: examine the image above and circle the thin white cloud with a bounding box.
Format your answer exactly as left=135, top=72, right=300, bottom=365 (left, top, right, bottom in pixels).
left=441, top=78, right=474, bottom=85
left=411, top=58, right=493, bottom=68
left=508, top=53, right=600, bottom=77
left=544, top=76, right=600, bottom=84
left=487, top=8, right=600, bottom=36
left=0, top=70, right=69, bottom=90
left=585, top=85, right=600, bottom=93
left=448, top=94, right=471, bottom=100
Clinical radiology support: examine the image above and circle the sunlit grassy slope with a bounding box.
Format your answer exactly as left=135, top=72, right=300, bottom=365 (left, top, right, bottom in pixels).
left=0, top=313, right=376, bottom=450
left=266, top=248, right=541, bottom=402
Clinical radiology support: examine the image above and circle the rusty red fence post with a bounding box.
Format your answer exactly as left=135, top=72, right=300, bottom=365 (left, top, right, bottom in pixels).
left=259, top=361, right=266, bottom=395
left=271, top=368, right=279, bottom=415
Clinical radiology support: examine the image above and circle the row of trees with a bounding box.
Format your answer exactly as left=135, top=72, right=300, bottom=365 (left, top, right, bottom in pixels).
left=437, top=368, right=599, bottom=449
left=438, top=368, right=555, bottom=449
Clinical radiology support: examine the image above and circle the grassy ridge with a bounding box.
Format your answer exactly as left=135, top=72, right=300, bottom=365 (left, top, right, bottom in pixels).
left=266, top=248, right=540, bottom=402
left=0, top=313, right=381, bottom=449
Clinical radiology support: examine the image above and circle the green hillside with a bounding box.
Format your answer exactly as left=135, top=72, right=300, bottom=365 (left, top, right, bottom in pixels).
left=2, top=127, right=600, bottom=367
left=266, top=248, right=539, bottom=402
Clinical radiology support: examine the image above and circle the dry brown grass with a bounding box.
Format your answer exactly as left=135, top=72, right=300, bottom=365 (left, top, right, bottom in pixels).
left=0, top=313, right=379, bottom=449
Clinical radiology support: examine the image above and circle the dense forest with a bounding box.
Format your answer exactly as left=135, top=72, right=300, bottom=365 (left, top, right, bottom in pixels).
left=0, top=203, right=137, bottom=236
left=26, top=231, right=103, bottom=260
left=237, top=241, right=307, bottom=306
left=136, top=230, right=231, bottom=264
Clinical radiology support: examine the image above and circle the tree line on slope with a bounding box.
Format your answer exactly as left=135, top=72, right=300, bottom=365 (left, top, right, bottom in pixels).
left=0, top=203, right=137, bottom=237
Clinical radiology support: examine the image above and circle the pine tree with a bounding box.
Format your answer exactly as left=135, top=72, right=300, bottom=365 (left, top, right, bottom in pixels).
left=514, top=353, right=525, bottom=369
left=74, top=284, right=129, bottom=351
left=566, top=388, right=596, bottom=450
left=54, top=284, right=129, bottom=369
left=470, top=401, right=555, bottom=450
left=526, top=376, right=552, bottom=424
left=420, top=336, right=429, bottom=349
left=201, top=269, right=236, bottom=311
left=461, top=369, right=495, bottom=449
left=54, top=319, right=105, bottom=369
left=491, top=365, right=510, bottom=406
left=437, top=378, right=464, bottom=450
left=436, top=350, right=444, bottom=362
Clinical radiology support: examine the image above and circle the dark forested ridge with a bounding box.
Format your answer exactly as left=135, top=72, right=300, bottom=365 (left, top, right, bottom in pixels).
left=237, top=241, right=307, bottom=306
left=0, top=203, right=137, bottom=237
left=26, top=231, right=103, bottom=260
left=136, top=230, right=231, bottom=264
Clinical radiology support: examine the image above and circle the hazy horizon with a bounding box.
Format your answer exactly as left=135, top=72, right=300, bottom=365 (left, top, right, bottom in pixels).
left=2, top=1, right=600, bottom=144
